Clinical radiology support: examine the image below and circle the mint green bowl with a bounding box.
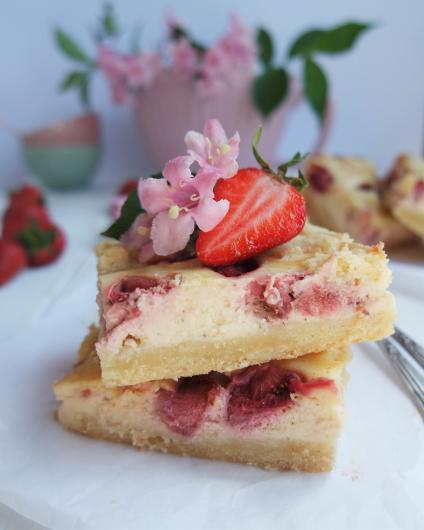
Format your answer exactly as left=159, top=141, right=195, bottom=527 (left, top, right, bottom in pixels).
left=22, top=144, right=100, bottom=190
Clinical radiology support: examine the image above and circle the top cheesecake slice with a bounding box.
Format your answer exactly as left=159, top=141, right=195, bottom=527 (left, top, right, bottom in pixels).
left=304, top=155, right=415, bottom=247
left=95, top=223, right=395, bottom=386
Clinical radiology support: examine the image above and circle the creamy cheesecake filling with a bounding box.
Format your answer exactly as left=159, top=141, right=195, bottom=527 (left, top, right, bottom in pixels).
left=153, top=361, right=335, bottom=437
left=103, top=274, right=179, bottom=332
left=101, top=257, right=372, bottom=342
left=246, top=272, right=368, bottom=320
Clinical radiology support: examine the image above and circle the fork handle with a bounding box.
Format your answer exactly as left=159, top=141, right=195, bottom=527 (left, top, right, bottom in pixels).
left=379, top=339, right=424, bottom=419
left=393, top=327, right=424, bottom=371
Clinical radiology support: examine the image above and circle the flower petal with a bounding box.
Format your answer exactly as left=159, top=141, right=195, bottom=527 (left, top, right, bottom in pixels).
left=163, top=155, right=194, bottom=188
left=192, top=167, right=221, bottom=198
left=138, top=177, right=171, bottom=214
left=138, top=241, right=156, bottom=264
left=191, top=197, right=229, bottom=232
left=184, top=130, right=208, bottom=165
left=151, top=210, right=195, bottom=255
left=120, top=213, right=153, bottom=251
left=203, top=118, right=228, bottom=147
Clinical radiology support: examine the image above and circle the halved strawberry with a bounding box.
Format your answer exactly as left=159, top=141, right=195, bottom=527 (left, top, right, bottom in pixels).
left=196, top=168, right=306, bottom=266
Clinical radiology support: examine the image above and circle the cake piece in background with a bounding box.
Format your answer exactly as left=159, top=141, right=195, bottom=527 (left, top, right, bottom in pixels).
left=95, top=223, right=395, bottom=386
left=304, top=155, right=415, bottom=247
left=54, top=327, right=350, bottom=472
left=381, top=154, right=424, bottom=238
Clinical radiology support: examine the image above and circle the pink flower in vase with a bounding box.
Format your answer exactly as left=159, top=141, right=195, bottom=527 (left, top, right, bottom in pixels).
left=97, top=45, right=129, bottom=103
left=168, top=38, right=198, bottom=76
left=219, top=14, right=257, bottom=69
left=126, top=52, right=163, bottom=89
left=196, top=15, right=256, bottom=94
left=122, top=119, right=240, bottom=260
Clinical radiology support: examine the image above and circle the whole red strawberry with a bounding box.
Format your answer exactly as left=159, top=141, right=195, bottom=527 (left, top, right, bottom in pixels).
left=27, top=226, right=66, bottom=267
left=9, top=185, right=44, bottom=209
left=196, top=168, right=306, bottom=266
left=2, top=204, right=52, bottom=241
left=0, top=239, right=28, bottom=286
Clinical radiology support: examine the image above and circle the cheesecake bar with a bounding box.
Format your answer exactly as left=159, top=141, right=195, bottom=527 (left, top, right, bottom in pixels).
left=382, top=154, right=424, bottom=238
left=95, top=223, right=395, bottom=386
left=304, top=155, right=414, bottom=247
left=54, top=326, right=350, bottom=472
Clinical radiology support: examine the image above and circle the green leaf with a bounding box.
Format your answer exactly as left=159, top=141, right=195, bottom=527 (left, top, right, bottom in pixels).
left=256, top=27, right=274, bottom=67
left=59, top=71, right=87, bottom=90
left=54, top=28, right=93, bottom=65
left=101, top=189, right=144, bottom=239
left=79, top=74, right=90, bottom=108
left=319, top=22, right=372, bottom=54
left=277, top=152, right=309, bottom=176
left=252, top=127, right=272, bottom=172
left=252, top=67, right=289, bottom=118
left=59, top=71, right=91, bottom=109
left=101, top=3, right=119, bottom=37
left=288, top=29, right=326, bottom=58
left=303, top=57, right=328, bottom=121
left=288, top=21, right=372, bottom=57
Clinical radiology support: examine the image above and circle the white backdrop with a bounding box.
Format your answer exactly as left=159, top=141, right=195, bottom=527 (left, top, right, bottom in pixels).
left=0, top=0, right=423, bottom=190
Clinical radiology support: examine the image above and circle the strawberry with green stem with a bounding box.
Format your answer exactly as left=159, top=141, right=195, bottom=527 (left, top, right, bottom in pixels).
left=196, top=128, right=308, bottom=266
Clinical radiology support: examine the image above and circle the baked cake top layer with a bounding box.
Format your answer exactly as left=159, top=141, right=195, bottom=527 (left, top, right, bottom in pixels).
left=96, top=223, right=390, bottom=287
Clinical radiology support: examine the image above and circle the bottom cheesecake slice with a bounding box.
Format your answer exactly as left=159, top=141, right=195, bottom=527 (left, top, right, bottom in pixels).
left=54, top=326, right=350, bottom=472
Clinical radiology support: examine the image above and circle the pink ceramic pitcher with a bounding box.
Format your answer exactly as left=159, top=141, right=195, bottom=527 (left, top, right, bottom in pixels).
left=133, top=71, right=332, bottom=168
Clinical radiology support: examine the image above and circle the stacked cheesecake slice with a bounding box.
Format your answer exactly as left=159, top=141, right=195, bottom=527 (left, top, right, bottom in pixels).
left=54, top=223, right=395, bottom=472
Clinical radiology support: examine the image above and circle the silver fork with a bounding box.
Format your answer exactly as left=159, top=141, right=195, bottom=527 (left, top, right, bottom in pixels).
left=378, top=327, right=424, bottom=419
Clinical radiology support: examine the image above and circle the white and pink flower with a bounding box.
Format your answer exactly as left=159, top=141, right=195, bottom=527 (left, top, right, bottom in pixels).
left=121, top=119, right=240, bottom=261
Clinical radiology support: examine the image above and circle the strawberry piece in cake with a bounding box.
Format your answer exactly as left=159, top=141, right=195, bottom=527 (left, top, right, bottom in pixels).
left=54, top=327, right=350, bottom=472
left=381, top=154, right=424, bottom=238
left=304, top=154, right=415, bottom=247
left=95, top=223, right=394, bottom=386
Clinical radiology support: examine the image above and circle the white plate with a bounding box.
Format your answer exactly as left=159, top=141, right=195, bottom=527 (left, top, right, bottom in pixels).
left=0, top=273, right=423, bottom=530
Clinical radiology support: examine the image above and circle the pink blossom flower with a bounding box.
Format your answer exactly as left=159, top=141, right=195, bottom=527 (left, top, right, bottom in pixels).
left=168, top=38, right=198, bottom=76
left=126, top=52, right=162, bottom=89
left=97, top=46, right=129, bottom=103
left=196, top=15, right=256, bottom=94
left=122, top=119, right=239, bottom=260
left=185, top=118, right=240, bottom=179
left=219, top=14, right=256, bottom=68
left=139, top=156, right=230, bottom=256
